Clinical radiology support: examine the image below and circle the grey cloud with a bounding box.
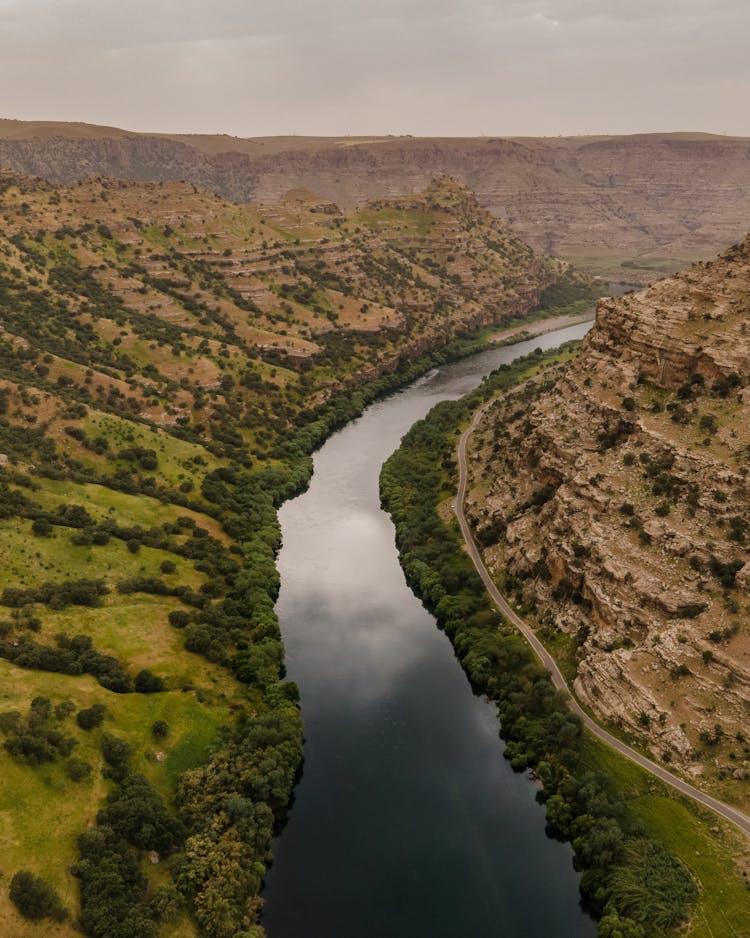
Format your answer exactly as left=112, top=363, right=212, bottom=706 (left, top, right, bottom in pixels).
left=0, top=0, right=748, bottom=135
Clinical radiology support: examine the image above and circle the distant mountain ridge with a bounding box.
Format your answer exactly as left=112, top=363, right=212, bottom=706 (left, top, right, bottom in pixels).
left=2, top=120, right=750, bottom=276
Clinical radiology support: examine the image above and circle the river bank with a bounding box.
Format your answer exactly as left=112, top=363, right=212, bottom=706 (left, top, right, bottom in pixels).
left=261, top=324, right=597, bottom=937
left=379, top=346, right=750, bottom=937
left=489, top=309, right=594, bottom=345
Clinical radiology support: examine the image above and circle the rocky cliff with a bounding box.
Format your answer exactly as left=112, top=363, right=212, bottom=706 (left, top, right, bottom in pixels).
left=2, top=121, right=750, bottom=276
left=464, top=238, right=750, bottom=804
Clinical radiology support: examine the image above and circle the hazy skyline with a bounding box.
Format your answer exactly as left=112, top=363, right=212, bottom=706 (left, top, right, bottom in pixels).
left=1, top=0, right=748, bottom=137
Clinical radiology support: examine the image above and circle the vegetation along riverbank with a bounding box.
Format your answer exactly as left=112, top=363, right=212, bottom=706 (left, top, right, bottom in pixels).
left=380, top=344, right=750, bottom=937
left=0, top=167, right=605, bottom=936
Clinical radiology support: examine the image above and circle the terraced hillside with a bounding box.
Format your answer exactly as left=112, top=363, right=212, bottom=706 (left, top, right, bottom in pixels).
left=463, top=236, right=750, bottom=813
left=0, top=170, right=581, bottom=936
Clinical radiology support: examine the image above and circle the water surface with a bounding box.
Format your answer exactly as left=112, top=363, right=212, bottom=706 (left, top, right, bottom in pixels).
left=263, top=323, right=596, bottom=938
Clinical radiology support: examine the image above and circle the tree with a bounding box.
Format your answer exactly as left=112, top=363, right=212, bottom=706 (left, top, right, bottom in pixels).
left=97, top=773, right=185, bottom=854
left=9, top=870, right=67, bottom=922
left=31, top=518, right=53, bottom=537
left=77, top=703, right=106, bottom=730
left=598, top=913, right=645, bottom=937
left=66, top=757, right=92, bottom=781
left=134, top=669, right=166, bottom=693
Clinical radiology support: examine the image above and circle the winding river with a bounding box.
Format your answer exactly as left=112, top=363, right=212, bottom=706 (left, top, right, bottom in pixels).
left=263, top=322, right=595, bottom=938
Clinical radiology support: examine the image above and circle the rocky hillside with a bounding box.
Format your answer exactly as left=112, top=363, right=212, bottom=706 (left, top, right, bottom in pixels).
left=0, top=171, right=568, bottom=468
left=2, top=120, right=750, bottom=276
left=464, top=238, right=750, bottom=807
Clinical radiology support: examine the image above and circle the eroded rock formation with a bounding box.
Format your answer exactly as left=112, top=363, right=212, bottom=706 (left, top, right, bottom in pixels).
left=466, top=238, right=750, bottom=799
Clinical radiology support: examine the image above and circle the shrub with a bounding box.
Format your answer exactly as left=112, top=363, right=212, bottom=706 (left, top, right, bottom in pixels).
left=101, top=733, right=132, bottom=770
left=9, top=870, right=67, bottom=922
left=698, top=413, right=718, bottom=435
left=608, top=839, right=697, bottom=929
left=151, top=720, right=169, bottom=739
left=77, top=703, right=106, bottom=730
left=54, top=700, right=76, bottom=721
left=66, top=757, right=92, bottom=781
left=168, top=610, right=191, bottom=629
left=31, top=518, right=53, bottom=537
left=134, top=669, right=165, bottom=694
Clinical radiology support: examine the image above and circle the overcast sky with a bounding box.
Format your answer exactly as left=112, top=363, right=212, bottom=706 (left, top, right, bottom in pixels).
left=1, top=0, right=748, bottom=137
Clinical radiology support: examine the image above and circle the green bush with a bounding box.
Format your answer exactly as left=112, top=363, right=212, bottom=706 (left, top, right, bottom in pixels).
left=9, top=870, right=67, bottom=922
left=66, top=757, right=93, bottom=781
left=134, top=669, right=165, bottom=693
left=77, top=703, right=106, bottom=730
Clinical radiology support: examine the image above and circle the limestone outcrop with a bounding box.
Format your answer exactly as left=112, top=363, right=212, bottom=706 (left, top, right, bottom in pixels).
left=466, top=237, right=750, bottom=798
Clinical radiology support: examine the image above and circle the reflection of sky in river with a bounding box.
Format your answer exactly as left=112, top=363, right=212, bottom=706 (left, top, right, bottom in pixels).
left=264, top=323, right=596, bottom=938
left=278, top=323, right=593, bottom=708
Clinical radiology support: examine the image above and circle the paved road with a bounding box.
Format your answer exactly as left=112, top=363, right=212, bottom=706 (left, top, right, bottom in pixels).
left=455, top=400, right=750, bottom=838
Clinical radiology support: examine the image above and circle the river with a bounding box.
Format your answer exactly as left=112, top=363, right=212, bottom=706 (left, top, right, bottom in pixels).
left=262, top=322, right=596, bottom=938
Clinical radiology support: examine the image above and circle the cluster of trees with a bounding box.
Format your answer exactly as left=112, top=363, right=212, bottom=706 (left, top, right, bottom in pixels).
left=9, top=870, right=67, bottom=923
left=175, top=702, right=302, bottom=937
left=73, top=732, right=184, bottom=938
left=50, top=431, right=310, bottom=936
left=532, top=270, right=603, bottom=312
left=0, top=696, right=76, bottom=766
left=380, top=348, right=697, bottom=937
left=116, top=445, right=159, bottom=471
left=0, top=478, right=32, bottom=518
left=0, top=632, right=164, bottom=695
left=1, top=577, right=108, bottom=610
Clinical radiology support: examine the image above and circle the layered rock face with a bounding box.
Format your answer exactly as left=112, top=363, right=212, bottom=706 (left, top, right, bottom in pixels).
left=2, top=121, right=750, bottom=271
left=465, top=238, right=750, bottom=798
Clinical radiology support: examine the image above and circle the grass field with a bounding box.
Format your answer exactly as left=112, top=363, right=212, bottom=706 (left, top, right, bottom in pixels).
left=580, top=737, right=750, bottom=936
left=31, top=478, right=230, bottom=542
left=0, top=646, right=232, bottom=928
left=82, top=412, right=223, bottom=489
left=0, top=517, right=204, bottom=591
left=0, top=481, right=241, bottom=930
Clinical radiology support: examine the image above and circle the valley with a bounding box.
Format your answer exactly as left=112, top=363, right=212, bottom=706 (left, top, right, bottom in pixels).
left=1, top=124, right=749, bottom=938
left=0, top=168, right=583, bottom=935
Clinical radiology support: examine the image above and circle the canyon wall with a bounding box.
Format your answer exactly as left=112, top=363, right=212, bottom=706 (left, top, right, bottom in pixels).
left=465, top=238, right=750, bottom=803
left=2, top=122, right=750, bottom=272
